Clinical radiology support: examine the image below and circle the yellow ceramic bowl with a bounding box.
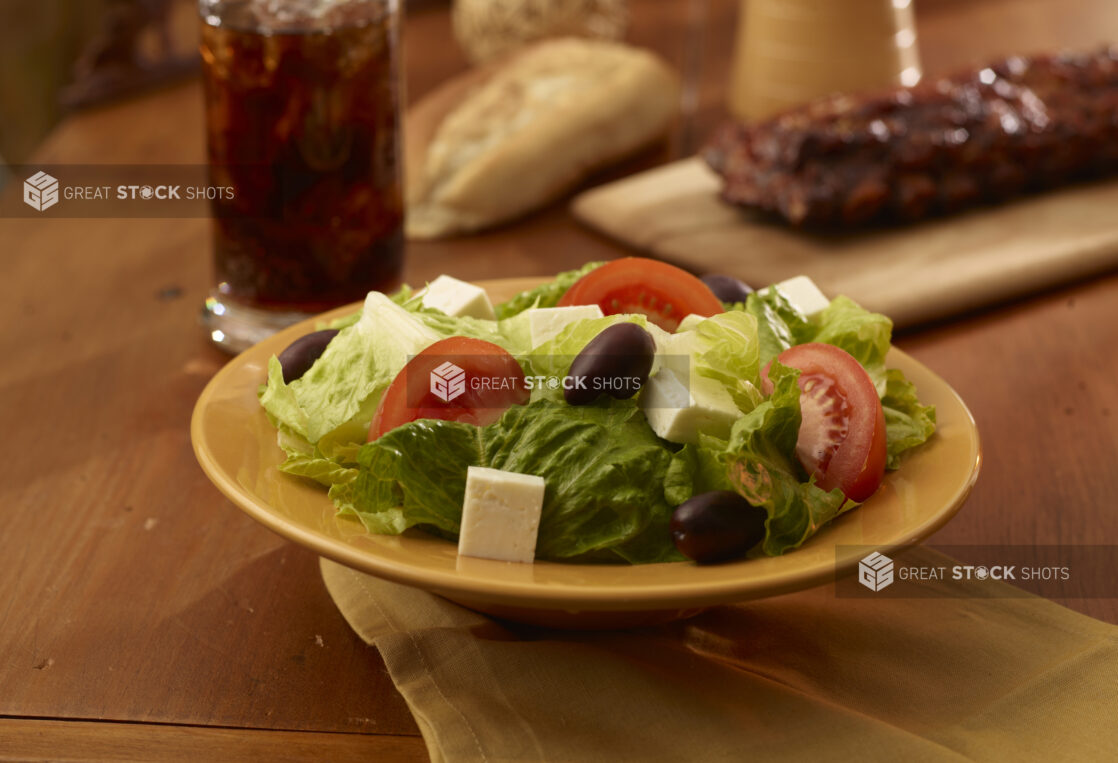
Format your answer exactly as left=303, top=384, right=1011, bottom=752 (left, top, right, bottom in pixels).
left=192, top=278, right=981, bottom=628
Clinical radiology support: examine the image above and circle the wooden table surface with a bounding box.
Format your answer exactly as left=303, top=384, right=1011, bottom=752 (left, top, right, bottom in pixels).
left=3, top=0, right=1117, bottom=759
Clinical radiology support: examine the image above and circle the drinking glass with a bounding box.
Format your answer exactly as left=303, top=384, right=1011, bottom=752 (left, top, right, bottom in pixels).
left=199, top=0, right=404, bottom=352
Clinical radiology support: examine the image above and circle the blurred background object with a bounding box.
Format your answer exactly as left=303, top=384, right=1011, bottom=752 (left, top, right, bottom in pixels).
left=729, top=0, right=921, bottom=121
left=452, top=0, right=628, bottom=62
left=61, top=0, right=199, bottom=108
left=405, top=36, right=678, bottom=239
left=0, top=0, right=198, bottom=167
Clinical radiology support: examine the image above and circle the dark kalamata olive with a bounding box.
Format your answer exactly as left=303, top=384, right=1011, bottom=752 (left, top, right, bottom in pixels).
left=564, top=323, right=655, bottom=406
left=277, top=329, right=340, bottom=383
left=700, top=274, right=753, bottom=304
left=671, top=490, right=767, bottom=564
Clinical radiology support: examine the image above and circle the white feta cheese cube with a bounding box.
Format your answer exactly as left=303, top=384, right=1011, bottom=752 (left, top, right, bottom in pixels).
left=655, top=330, right=694, bottom=378
left=526, top=305, right=603, bottom=346
left=639, top=368, right=740, bottom=444
left=421, top=275, right=496, bottom=320
left=458, top=467, right=545, bottom=563
left=762, top=275, right=831, bottom=316
left=637, top=320, right=676, bottom=377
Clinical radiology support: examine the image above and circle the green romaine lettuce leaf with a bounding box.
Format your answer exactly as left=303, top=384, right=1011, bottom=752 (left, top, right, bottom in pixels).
left=664, top=437, right=734, bottom=507
left=262, top=293, right=443, bottom=444
left=810, top=296, right=892, bottom=394
left=335, top=399, right=685, bottom=563
left=259, top=356, right=311, bottom=439
left=688, top=311, right=764, bottom=413
left=390, top=283, right=421, bottom=307
left=277, top=448, right=359, bottom=488
left=409, top=308, right=515, bottom=350
left=315, top=280, right=433, bottom=332
left=736, top=287, right=931, bottom=460
left=496, top=310, right=533, bottom=354
left=742, top=288, right=812, bottom=367
left=493, top=261, right=604, bottom=319
left=388, top=285, right=531, bottom=353
left=261, top=290, right=537, bottom=452
left=718, top=361, right=851, bottom=555
left=740, top=289, right=891, bottom=391
left=320, top=312, right=361, bottom=331
left=333, top=418, right=480, bottom=536
left=808, top=298, right=933, bottom=462
left=881, top=368, right=937, bottom=469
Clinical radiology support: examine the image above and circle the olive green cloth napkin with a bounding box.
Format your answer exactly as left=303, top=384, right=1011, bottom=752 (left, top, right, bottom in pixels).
left=320, top=555, right=1118, bottom=763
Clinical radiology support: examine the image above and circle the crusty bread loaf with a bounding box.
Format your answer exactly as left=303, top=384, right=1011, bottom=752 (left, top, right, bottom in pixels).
left=406, top=37, right=680, bottom=239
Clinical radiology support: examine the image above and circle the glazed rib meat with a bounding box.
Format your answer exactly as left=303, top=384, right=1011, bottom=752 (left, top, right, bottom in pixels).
left=703, top=48, right=1118, bottom=227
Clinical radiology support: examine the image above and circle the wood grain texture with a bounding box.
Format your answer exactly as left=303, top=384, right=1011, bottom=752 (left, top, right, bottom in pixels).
left=0, top=719, right=426, bottom=762
left=572, top=158, right=1118, bottom=327
left=1, top=1, right=1117, bottom=759
left=893, top=275, right=1118, bottom=623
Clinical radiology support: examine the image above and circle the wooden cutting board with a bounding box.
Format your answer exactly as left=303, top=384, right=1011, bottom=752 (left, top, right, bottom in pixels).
left=571, top=158, right=1118, bottom=327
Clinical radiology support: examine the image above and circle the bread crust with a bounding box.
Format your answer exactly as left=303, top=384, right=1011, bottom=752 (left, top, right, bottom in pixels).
left=406, top=37, right=679, bottom=239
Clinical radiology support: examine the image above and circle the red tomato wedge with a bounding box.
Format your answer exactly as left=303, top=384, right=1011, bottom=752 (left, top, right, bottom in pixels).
left=368, top=337, right=529, bottom=440
left=557, top=258, right=723, bottom=331
left=761, top=343, right=887, bottom=502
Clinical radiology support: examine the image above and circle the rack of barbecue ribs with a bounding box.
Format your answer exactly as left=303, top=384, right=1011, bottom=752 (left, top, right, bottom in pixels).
left=703, top=48, right=1118, bottom=227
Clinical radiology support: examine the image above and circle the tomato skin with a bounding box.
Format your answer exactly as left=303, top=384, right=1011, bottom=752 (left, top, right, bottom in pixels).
left=557, top=258, right=723, bottom=331
left=369, top=337, right=529, bottom=440
left=761, top=343, right=887, bottom=502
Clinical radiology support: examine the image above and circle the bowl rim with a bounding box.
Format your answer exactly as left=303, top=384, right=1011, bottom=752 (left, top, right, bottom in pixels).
left=191, top=278, right=981, bottom=612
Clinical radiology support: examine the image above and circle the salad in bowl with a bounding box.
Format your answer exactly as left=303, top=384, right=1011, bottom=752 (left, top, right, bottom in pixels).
left=258, top=258, right=937, bottom=567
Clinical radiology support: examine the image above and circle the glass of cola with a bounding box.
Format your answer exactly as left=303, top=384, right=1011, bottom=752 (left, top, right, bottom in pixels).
left=199, top=0, right=403, bottom=352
